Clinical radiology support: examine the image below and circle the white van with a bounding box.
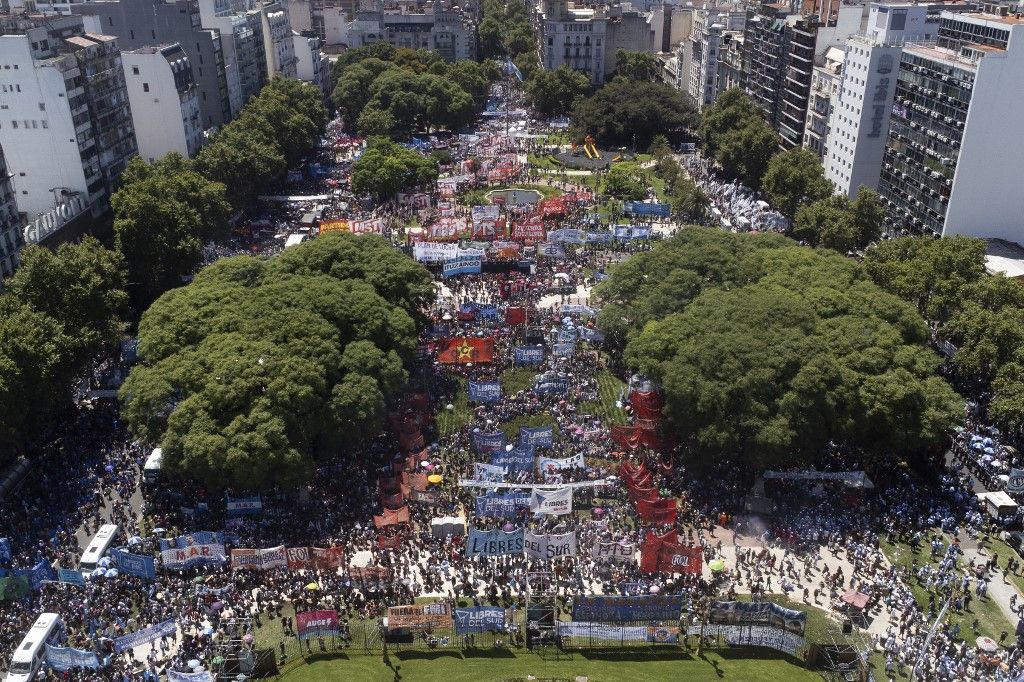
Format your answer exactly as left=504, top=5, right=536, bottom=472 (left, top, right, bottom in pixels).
left=142, top=448, right=162, bottom=484
left=5, top=613, right=63, bottom=682
left=79, top=524, right=120, bottom=574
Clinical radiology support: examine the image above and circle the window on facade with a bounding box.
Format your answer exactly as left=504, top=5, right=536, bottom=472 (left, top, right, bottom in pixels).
left=132, top=66, right=139, bottom=75
left=143, top=83, right=149, bottom=92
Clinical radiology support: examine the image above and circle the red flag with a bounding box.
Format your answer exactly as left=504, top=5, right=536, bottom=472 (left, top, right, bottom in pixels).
left=627, top=485, right=660, bottom=504
left=380, top=492, right=405, bottom=510
left=436, top=337, right=495, bottom=364
left=636, top=498, right=678, bottom=525
left=373, top=506, right=410, bottom=528
left=611, top=426, right=643, bottom=450
left=505, top=307, right=527, bottom=325
left=656, top=543, right=702, bottom=574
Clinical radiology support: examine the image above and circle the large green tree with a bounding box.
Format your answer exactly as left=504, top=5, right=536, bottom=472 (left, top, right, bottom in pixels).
left=571, top=80, right=696, bottom=149
left=120, top=233, right=433, bottom=490
left=112, top=154, right=231, bottom=302
left=525, top=66, right=591, bottom=118
left=599, top=229, right=960, bottom=469
left=350, top=138, right=439, bottom=199
left=612, top=50, right=659, bottom=83
left=699, top=88, right=779, bottom=188
left=761, top=147, right=832, bottom=221
left=793, top=189, right=884, bottom=253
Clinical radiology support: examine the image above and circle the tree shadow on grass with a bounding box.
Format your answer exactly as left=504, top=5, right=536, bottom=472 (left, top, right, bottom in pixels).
left=462, top=647, right=516, bottom=659
left=394, top=650, right=463, bottom=661
left=578, top=648, right=698, bottom=662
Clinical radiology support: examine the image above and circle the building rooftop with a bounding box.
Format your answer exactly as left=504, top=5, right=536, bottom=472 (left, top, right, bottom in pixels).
left=905, top=42, right=981, bottom=69
left=985, top=239, right=1024, bottom=279
left=962, top=11, right=1024, bottom=25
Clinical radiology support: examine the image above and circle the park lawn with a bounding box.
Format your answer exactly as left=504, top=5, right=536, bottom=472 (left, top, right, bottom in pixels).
left=880, top=536, right=1015, bottom=643
left=979, top=534, right=1024, bottom=597
left=578, top=369, right=628, bottom=427
left=527, top=153, right=563, bottom=171
left=436, top=377, right=474, bottom=437
left=500, top=367, right=536, bottom=397
left=275, top=649, right=819, bottom=682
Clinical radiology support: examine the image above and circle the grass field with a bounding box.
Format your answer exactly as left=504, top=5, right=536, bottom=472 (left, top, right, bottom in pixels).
left=880, top=535, right=1014, bottom=643
left=436, top=377, right=473, bottom=437
left=274, top=649, right=819, bottom=682
left=578, top=369, right=628, bottom=427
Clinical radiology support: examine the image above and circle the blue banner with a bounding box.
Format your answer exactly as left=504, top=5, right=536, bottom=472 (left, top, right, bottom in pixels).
left=547, top=229, right=586, bottom=245
left=226, top=495, right=262, bottom=516
left=594, top=271, right=610, bottom=281
left=586, top=232, right=613, bottom=244
left=491, top=446, right=534, bottom=474
left=0, top=538, right=10, bottom=563
left=579, top=328, right=605, bottom=342
left=465, top=528, right=524, bottom=557
left=110, top=547, right=156, bottom=580
left=514, top=347, right=545, bottom=365
left=475, top=303, right=500, bottom=319
left=471, top=431, right=506, bottom=454
left=538, top=243, right=565, bottom=259
left=613, top=225, right=652, bottom=240
left=443, top=255, right=483, bottom=277
left=534, top=375, right=569, bottom=395
left=113, top=619, right=177, bottom=653
left=553, top=342, right=575, bottom=357
left=475, top=491, right=532, bottom=518
left=45, top=645, right=100, bottom=671
left=57, top=569, right=86, bottom=587
left=561, top=304, right=596, bottom=317
left=519, top=426, right=555, bottom=448
left=168, top=672, right=215, bottom=682
left=454, top=607, right=508, bottom=633
left=12, top=560, right=55, bottom=591
left=557, top=327, right=577, bottom=343
left=468, top=381, right=502, bottom=403
left=623, top=201, right=670, bottom=217
left=160, top=531, right=232, bottom=551
left=571, top=595, right=685, bottom=623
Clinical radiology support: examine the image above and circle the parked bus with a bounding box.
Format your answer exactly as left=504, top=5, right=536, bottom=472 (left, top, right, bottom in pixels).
left=142, top=448, right=162, bottom=484
left=5, top=613, right=63, bottom=682
left=78, top=524, right=119, bottom=574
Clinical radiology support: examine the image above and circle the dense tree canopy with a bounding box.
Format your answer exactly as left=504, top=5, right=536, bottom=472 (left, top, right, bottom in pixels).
left=612, top=51, right=660, bottom=83
left=0, top=239, right=127, bottom=464
left=331, top=44, right=495, bottom=138
left=603, top=163, right=649, bottom=201
left=571, top=80, right=696, bottom=149
left=597, top=228, right=961, bottom=469
left=120, top=234, right=434, bottom=490
left=478, top=0, right=537, bottom=61
left=196, top=77, right=325, bottom=210
left=351, top=138, right=439, bottom=199
left=698, top=88, right=779, bottom=189
left=525, top=66, right=591, bottom=118
left=793, top=189, right=884, bottom=253
left=112, top=154, right=231, bottom=303
left=761, top=147, right=832, bottom=221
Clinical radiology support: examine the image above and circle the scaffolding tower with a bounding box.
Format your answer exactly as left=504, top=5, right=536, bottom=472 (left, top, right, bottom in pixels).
left=525, top=571, right=565, bottom=661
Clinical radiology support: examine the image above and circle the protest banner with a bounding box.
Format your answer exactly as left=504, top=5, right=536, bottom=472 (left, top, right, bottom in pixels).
left=635, top=497, right=678, bottom=525
left=557, top=622, right=648, bottom=642
left=586, top=231, right=613, bottom=244
left=468, top=381, right=502, bottom=403
left=454, top=607, right=507, bottom=634
left=472, top=462, right=507, bottom=483
left=373, top=507, right=410, bottom=528
left=640, top=539, right=702, bottom=575
left=226, top=495, right=262, bottom=516
left=351, top=218, right=381, bottom=234
left=514, top=346, right=544, bottom=365
left=285, top=547, right=345, bottom=570
left=505, top=307, right=527, bottom=325
left=491, top=446, right=534, bottom=474
left=534, top=373, right=569, bottom=395
left=443, top=254, right=483, bottom=277
left=386, top=603, right=451, bottom=631
left=537, top=453, right=583, bottom=474
left=529, top=487, right=573, bottom=515
left=111, top=547, right=157, bottom=580
left=296, top=609, right=340, bottom=641
left=437, top=337, right=494, bottom=364
left=475, top=491, right=532, bottom=518
left=413, top=242, right=459, bottom=262
left=579, top=328, right=605, bottom=343
left=409, top=488, right=439, bottom=505
left=57, top=568, right=86, bottom=587
left=113, top=619, right=177, bottom=653
left=571, top=595, right=685, bottom=622
left=520, top=425, right=555, bottom=448
left=0, top=538, right=10, bottom=563
left=45, top=645, right=100, bottom=671
left=553, top=342, right=575, bottom=357
left=471, top=430, right=506, bottom=453
left=168, top=672, right=215, bottom=682
left=560, top=304, right=596, bottom=316
left=623, top=201, right=670, bottom=217
left=692, top=624, right=805, bottom=656
left=11, top=560, right=56, bottom=591
left=592, top=540, right=636, bottom=563
left=230, top=545, right=287, bottom=571
left=458, top=479, right=606, bottom=490
left=547, top=228, right=585, bottom=244
left=708, top=600, right=807, bottom=636
left=472, top=205, right=500, bottom=222
left=1008, top=468, right=1024, bottom=494
left=319, top=219, right=349, bottom=234
left=524, top=531, right=577, bottom=560
left=465, top=527, right=525, bottom=557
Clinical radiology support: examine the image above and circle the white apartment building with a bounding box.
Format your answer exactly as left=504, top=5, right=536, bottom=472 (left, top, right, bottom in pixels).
left=197, top=0, right=266, bottom=118
left=122, top=44, right=203, bottom=162
left=344, top=1, right=477, bottom=61
left=687, top=8, right=745, bottom=110
left=802, top=46, right=843, bottom=160
left=824, top=3, right=939, bottom=197
left=291, top=31, right=328, bottom=96
left=0, top=15, right=136, bottom=242
left=261, top=3, right=298, bottom=79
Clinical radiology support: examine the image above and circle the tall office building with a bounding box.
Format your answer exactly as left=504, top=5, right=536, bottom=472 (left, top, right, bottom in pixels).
left=802, top=45, right=843, bottom=160
left=0, top=14, right=137, bottom=243
left=687, top=8, right=746, bottom=111
left=0, top=145, right=25, bottom=278
left=122, top=44, right=204, bottom=162
left=73, top=0, right=233, bottom=130
left=824, top=3, right=941, bottom=197
left=742, top=1, right=790, bottom=130
left=877, top=8, right=1024, bottom=241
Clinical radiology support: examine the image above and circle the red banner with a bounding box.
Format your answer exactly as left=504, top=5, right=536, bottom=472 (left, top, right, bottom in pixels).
left=627, top=484, right=660, bottom=504
left=610, top=425, right=663, bottom=451
left=377, top=530, right=406, bottom=549
left=437, top=337, right=495, bottom=364
left=373, top=506, right=410, bottom=528
left=539, top=196, right=568, bottom=217
left=505, top=307, right=527, bottom=325
left=296, top=609, right=339, bottom=640
left=641, top=536, right=701, bottom=574
left=286, top=546, right=346, bottom=570
left=511, top=218, right=545, bottom=242
left=636, top=497, right=678, bottom=525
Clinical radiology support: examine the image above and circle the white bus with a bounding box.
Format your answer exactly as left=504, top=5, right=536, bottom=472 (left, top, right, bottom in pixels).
left=79, top=524, right=120, bottom=574
left=142, top=447, right=162, bottom=484
left=5, top=613, right=63, bottom=682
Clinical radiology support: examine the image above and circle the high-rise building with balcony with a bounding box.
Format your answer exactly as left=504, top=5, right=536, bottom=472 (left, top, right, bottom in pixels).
left=0, top=14, right=137, bottom=243
left=824, top=3, right=943, bottom=198
left=877, top=8, right=1024, bottom=241
left=687, top=8, right=746, bottom=111
left=0, top=145, right=25, bottom=278
left=802, top=45, right=843, bottom=160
